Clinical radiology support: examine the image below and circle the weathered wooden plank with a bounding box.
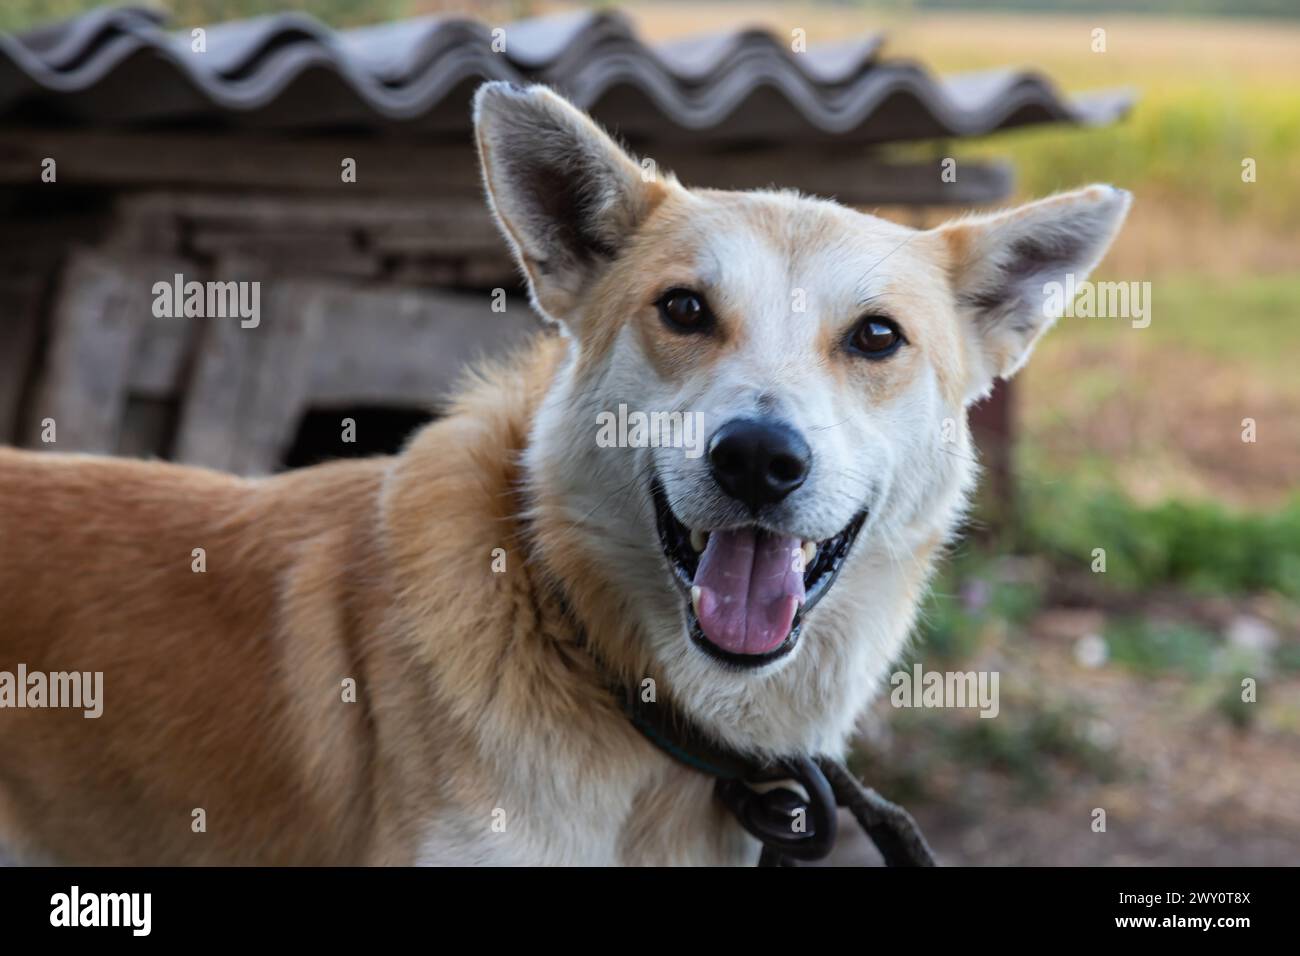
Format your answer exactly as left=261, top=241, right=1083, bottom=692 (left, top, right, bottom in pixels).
left=457, top=258, right=522, bottom=289
left=368, top=215, right=505, bottom=257
left=23, top=250, right=179, bottom=453
left=228, top=279, right=325, bottom=475
left=123, top=192, right=491, bottom=231
left=665, top=149, right=1014, bottom=206
left=305, top=284, right=539, bottom=408
left=127, top=309, right=196, bottom=398
left=0, top=130, right=484, bottom=195
left=102, top=193, right=182, bottom=255
left=171, top=258, right=304, bottom=474
left=0, top=129, right=1014, bottom=206
left=387, top=256, right=519, bottom=290
left=122, top=274, right=536, bottom=411
left=189, top=232, right=382, bottom=279
left=110, top=190, right=512, bottom=266
left=172, top=313, right=254, bottom=472
left=969, top=379, right=1016, bottom=532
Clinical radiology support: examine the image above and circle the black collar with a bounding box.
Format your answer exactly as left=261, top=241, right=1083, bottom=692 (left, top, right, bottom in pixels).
left=568, top=605, right=937, bottom=867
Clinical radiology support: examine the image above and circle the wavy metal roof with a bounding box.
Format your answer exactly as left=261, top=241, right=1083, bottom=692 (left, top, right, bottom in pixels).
left=0, top=5, right=1132, bottom=145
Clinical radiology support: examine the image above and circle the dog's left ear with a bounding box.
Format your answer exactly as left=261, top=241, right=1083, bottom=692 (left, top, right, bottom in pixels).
left=473, top=82, right=666, bottom=324
left=934, top=185, right=1131, bottom=402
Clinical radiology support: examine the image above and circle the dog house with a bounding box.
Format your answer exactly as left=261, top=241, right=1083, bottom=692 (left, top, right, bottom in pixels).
left=0, top=6, right=1130, bottom=505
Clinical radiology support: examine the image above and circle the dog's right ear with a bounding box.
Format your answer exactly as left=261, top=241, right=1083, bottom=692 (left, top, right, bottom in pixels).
left=473, top=82, right=666, bottom=324
left=933, top=185, right=1131, bottom=403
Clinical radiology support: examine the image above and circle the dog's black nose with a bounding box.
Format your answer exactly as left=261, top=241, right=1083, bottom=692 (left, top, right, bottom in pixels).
left=708, top=418, right=811, bottom=511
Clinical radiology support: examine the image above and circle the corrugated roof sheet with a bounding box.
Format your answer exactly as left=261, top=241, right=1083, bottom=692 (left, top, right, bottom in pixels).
left=0, top=5, right=1132, bottom=145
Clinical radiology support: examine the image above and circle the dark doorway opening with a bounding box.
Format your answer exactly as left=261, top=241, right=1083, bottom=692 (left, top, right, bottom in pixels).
left=283, top=405, right=435, bottom=470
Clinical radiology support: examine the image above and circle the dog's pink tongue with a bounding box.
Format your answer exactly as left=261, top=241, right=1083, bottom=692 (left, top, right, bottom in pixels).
left=693, top=529, right=805, bottom=655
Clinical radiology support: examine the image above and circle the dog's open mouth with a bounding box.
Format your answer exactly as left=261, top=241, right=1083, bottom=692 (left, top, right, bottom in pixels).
left=651, top=478, right=867, bottom=668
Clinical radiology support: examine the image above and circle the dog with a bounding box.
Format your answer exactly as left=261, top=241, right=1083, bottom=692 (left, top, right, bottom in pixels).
left=0, top=82, right=1129, bottom=865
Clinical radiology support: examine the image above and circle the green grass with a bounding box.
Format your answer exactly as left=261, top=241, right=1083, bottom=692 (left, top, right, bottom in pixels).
left=1275, top=643, right=1300, bottom=675
left=907, top=555, right=1043, bottom=664
left=1215, top=678, right=1258, bottom=730
left=1104, top=617, right=1219, bottom=677
left=1139, top=275, right=1300, bottom=375
left=1017, top=482, right=1300, bottom=599
left=854, top=696, right=1121, bottom=802
left=935, top=700, right=1121, bottom=797
left=910, top=477, right=1300, bottom=692
left=1042, top=273, right=1300, bottom=379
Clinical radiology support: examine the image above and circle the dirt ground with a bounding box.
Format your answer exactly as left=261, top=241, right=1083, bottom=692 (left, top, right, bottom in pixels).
left=834, top=599, right=1300, bottom=866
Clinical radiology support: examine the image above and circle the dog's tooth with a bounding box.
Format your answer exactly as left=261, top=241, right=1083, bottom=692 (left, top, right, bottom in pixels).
left=690, top=529, right=708, bottom=553
left=691, top=586, right=703, bottom=617
left=801, top=540, right=817, bottom=566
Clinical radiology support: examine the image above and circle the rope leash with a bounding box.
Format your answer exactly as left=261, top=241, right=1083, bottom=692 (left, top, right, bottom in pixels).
left=815, top=757, right=936, bottom=867
left=715, top=753, right=936, bottom=867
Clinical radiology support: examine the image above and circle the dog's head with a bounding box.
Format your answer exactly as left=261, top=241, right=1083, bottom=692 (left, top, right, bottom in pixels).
left=475, top=83, right=1129, bottom=753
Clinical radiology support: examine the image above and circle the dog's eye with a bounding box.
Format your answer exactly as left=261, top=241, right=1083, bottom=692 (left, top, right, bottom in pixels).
left=657, top=289, right=713, bottom=333
left=847, top=316, right=904, bottom=358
